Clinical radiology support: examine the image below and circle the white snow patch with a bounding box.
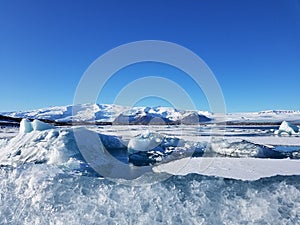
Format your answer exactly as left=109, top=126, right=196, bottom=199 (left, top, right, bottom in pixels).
left=153, top=157, right=300, bottom=181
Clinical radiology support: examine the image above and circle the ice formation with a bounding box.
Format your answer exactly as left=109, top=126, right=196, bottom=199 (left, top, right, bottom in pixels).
left=19, top=119, right=55, bottom=134
left=274, top=121, right=299, bottom=135
left=32, top=119, right=55, bottom=131
left=0, top=124, right=299, bottom=182
left=127, top=131, right=165, bottom=154
left=19, top=118, right=33, bottom=133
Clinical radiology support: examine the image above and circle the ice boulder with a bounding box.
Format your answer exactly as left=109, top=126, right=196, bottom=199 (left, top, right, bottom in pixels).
left=19, top=119, right=55, bottom=134
left=274, top=121, right=299, bottom=135
left=127, top=131, right=164, bottom=155
left=19, top=118, right=33, bottom=133
left=31, top=119, right=55, bottom=131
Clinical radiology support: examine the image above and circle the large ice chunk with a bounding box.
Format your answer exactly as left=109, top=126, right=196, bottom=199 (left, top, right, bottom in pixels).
left=127, top=131, right=164, bottom=154
left=19, top=119, right=55, bottom=134
left=19, top=118, right=33, bottom=133
left=31, top=119, right=55, bottom=131
left=274, top=121, right=299, bottom=135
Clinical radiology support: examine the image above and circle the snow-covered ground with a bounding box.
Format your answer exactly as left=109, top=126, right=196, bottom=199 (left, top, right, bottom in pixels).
left=0, top=126, right=18, bottom=139
left=153, top=157, right=300, bottom=181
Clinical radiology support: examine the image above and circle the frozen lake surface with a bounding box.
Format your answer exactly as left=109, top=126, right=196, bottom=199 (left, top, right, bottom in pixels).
left=0, top=121, right=299, bottom=224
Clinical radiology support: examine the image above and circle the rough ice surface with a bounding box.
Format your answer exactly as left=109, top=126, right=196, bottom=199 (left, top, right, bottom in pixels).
left=0, top=164, right=300, bottom=225
left=0, top=127, right=125, bottom=170
left=274, top=121, right=299, bottom=135
left=0, top=128, right=81, bottom=166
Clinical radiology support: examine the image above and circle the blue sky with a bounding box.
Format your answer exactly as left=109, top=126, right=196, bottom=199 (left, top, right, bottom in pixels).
left=1, top=0, right=299, bottom=112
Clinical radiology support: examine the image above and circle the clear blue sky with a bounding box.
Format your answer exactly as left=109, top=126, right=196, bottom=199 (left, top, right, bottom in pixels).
left=1, top=0, right=299, bottom=112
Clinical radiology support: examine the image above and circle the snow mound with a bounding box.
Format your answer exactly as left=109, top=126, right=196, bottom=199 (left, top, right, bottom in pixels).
left=19, top=119, right=55, bottom=134
left=0, top=128, right=80, bottom=166
left=274, top=121, right=299, bottom=135
left=0, top=126, right=131, bottom=168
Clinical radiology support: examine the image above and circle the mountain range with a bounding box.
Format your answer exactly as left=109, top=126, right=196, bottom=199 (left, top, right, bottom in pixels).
left=1, top=104, right=300, bottom=125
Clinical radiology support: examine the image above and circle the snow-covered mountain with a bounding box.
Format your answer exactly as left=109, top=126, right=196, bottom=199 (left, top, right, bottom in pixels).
left=0, top=104, right=212, bottom=125
left=114, top=107, right=212, bottom=125
left=222, top=110, right=300, bottom=124
left=2, top=104, right=300, bottom=124
left=1, top=104, right=127, bottom=123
